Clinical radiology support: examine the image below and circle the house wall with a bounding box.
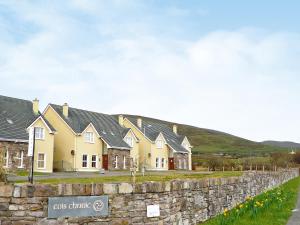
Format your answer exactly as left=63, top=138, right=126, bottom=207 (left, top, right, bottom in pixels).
left=174, top=153, right=189, bottom=170
left=123, top=119, right=152, bottom=170
left=32, top=119, right=54, bottom=173
left=124, top=131, right=139, bottom=170
left=149, top=141, right=169, bottom=170
left=108, top=149, right=130, bottom=170
left=43, top=106, right=75, bottom=171
left=75, top=125, right=103, bottom=172
left=0, top=141, right=29, bottom=172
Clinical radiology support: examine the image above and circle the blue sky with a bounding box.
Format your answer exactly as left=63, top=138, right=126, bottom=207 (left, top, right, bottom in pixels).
left=1, top=0, right=300, bottom=143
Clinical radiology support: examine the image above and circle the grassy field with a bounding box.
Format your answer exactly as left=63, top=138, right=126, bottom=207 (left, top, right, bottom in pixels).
left=16, top=171, right=242, bottom=184
left=123, top=115, right=290, bottom=156
left=201, top=176, right=300, bottom=225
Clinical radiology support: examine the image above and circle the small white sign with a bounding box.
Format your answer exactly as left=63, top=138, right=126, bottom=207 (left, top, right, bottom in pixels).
left=28, top=127, right=35, bottom=156
left=147, top=204, right=160, bottom=217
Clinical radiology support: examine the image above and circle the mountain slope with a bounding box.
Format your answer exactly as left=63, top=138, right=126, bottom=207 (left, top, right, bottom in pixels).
left=261, top=141, right=300, bottom=149
left=120, top=115, right=288, bottom=156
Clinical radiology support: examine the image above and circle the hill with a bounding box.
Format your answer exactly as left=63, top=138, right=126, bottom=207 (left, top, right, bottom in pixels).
left=120, top=115, right=289, bottom=156
left=261, top=141, right=300, bottom=149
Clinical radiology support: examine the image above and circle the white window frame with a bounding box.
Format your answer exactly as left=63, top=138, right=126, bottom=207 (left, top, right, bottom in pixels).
left=115, top=155, right=118, bottom=169
left=4, top=149, right=9, bottom=168
left=161, top=158, right=165, bottom=168
left=125, top=136, right=133, bottom=147
left=37, top=153, right=46, bottom=169
left=17, top=150, right=24, bottom=168
left=84, top=132, right=94, bottom=143
left=82, top=154, right=88, bottom=168
left=156, top=157, right=160, bottom=168
left=123, top=155, right=126, bottom=169
left=91, top=155, right=97, bottom=168
left=156, top=139, right=163, bottom=149
left=35, top=127, right=45, bottom=140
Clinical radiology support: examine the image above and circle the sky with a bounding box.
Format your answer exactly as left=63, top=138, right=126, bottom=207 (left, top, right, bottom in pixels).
left=0, top=0, right=300, bottom=143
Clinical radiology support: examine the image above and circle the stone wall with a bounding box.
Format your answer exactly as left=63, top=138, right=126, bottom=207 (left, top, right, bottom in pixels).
left=108, top=149, right=131, bottom=171
left=0, top=169, right=298, bottom=225
left=0, top=141, right=29, bottom=172
left=174, top=153, right=189, bottom=170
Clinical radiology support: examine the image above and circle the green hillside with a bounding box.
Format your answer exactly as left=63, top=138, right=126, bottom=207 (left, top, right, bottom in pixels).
left=122, top=115, right=289, bottom=156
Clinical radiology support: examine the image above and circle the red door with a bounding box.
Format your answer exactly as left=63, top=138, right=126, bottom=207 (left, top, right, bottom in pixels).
left=168, top=158, right=174, bottom=170
left=102, top=155, right=108, bottom=170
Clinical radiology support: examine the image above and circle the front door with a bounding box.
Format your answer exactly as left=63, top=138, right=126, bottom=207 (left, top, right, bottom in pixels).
left=168, top=157, right=174, bottom=170
left=102, top=154, right=108, bottom=170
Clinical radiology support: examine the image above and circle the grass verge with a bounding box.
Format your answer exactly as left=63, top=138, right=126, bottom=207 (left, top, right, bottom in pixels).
left=15, top=171, right=242, bottom=184
left=201, top=176, right=300, bottom=225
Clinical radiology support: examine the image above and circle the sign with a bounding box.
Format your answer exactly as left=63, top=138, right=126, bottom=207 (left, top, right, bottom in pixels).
left=147, top=204, right=160, bottom=217
left=48, top=196, right=108, bottom=218
left=27, top=127, right=35, bottom=156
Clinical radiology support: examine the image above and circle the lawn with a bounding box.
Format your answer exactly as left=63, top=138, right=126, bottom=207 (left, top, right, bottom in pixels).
left=201, top=176, right=300, bottom=225
left=14, top=171, right=49, bottom=176
left=16, top=171, right=242, bottom=184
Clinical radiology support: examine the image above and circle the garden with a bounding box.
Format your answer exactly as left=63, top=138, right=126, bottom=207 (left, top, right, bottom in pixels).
left=201, top=176, right=300, bottom=225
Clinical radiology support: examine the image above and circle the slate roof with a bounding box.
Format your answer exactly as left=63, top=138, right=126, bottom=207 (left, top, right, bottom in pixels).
left=0, top=95, right=55, bottom=142
left=49, top=104, right=131, bottom=150
left=126, top=117, right=189, bottom=153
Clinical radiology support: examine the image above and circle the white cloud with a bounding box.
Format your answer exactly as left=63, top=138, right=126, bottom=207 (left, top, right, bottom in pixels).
left=0, top=2, right=300, bottom=143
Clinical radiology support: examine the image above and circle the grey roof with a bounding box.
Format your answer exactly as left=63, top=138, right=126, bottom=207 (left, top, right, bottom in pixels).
left=0, top=95, right=55, bottom=142
left=49, top=104, right=131, bottom=150
left=126, top=117, right=189, bottom=153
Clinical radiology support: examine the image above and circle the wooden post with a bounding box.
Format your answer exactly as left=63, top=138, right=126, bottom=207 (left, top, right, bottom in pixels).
left=263, top=165, right=265, bottom=172
left=222, top=166, right=225, bottom=172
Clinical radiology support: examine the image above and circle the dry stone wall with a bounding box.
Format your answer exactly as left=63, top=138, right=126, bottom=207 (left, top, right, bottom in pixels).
left=0, top=169, right=298, bottom=225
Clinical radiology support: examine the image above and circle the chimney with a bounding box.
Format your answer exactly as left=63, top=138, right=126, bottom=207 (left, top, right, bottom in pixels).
left=137, top=118, right=142, bottom=128
left=32, top=98, right=39, bottom=115
left=63, top=103, right=69, bottom=118
left=173, top=124, right=178, bottom=134
left=118, top=115, right=124, bottom=127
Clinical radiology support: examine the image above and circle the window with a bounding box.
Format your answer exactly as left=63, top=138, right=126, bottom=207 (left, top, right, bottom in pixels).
left=37, top=153, right=45, bottom=169
left=82, top=154, right=88, bottom=168
left=123, top=156, right=126, bottom=169
left=125, top=136, right=133, bottom=147
left=4, top=149, right=8, bottom=167
left=156, top=139, right=163, bottom=149
left=161, top=158, right=165, bottom=168
left=84, top=132, right=94, bottom=143
left=35, top=127, right=45, bottom=140
left=178, top=159, right=182, bottom=169
left=156, top=157, right=160, bottom=168
left=17, top=150, right=24, bottom=168
left=115, top=155, right=118, bottom=169
left=91, top=155, right=97, bottom=168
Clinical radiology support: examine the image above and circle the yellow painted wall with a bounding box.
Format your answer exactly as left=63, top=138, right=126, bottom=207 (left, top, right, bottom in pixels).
left=149, top=134, right=169, bottom=170
left=124, top=130, right=139, bottom=170
left=32, top=118, right=54, bottom=173
left=43, top=106, right=75, bottom=171
left=75, top=125, right=103, bottom=171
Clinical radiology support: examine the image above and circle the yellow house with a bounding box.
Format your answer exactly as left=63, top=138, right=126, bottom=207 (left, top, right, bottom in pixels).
left=119, top=116, right=192, bottom=171
left=0, top=95, right=55, bottom=173
left=43, top=103, right=139, bottom=171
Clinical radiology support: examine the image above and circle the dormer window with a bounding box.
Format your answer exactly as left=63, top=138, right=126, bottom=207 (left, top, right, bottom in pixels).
left=35, top=127, right=45, bottom=140
left=84, top=132, right=94, bottom=143
left=125, top=136, right=133, bottom=147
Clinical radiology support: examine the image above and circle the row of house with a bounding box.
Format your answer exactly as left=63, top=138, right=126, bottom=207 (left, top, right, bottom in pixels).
left=0, top=95, right=192, bottom=173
